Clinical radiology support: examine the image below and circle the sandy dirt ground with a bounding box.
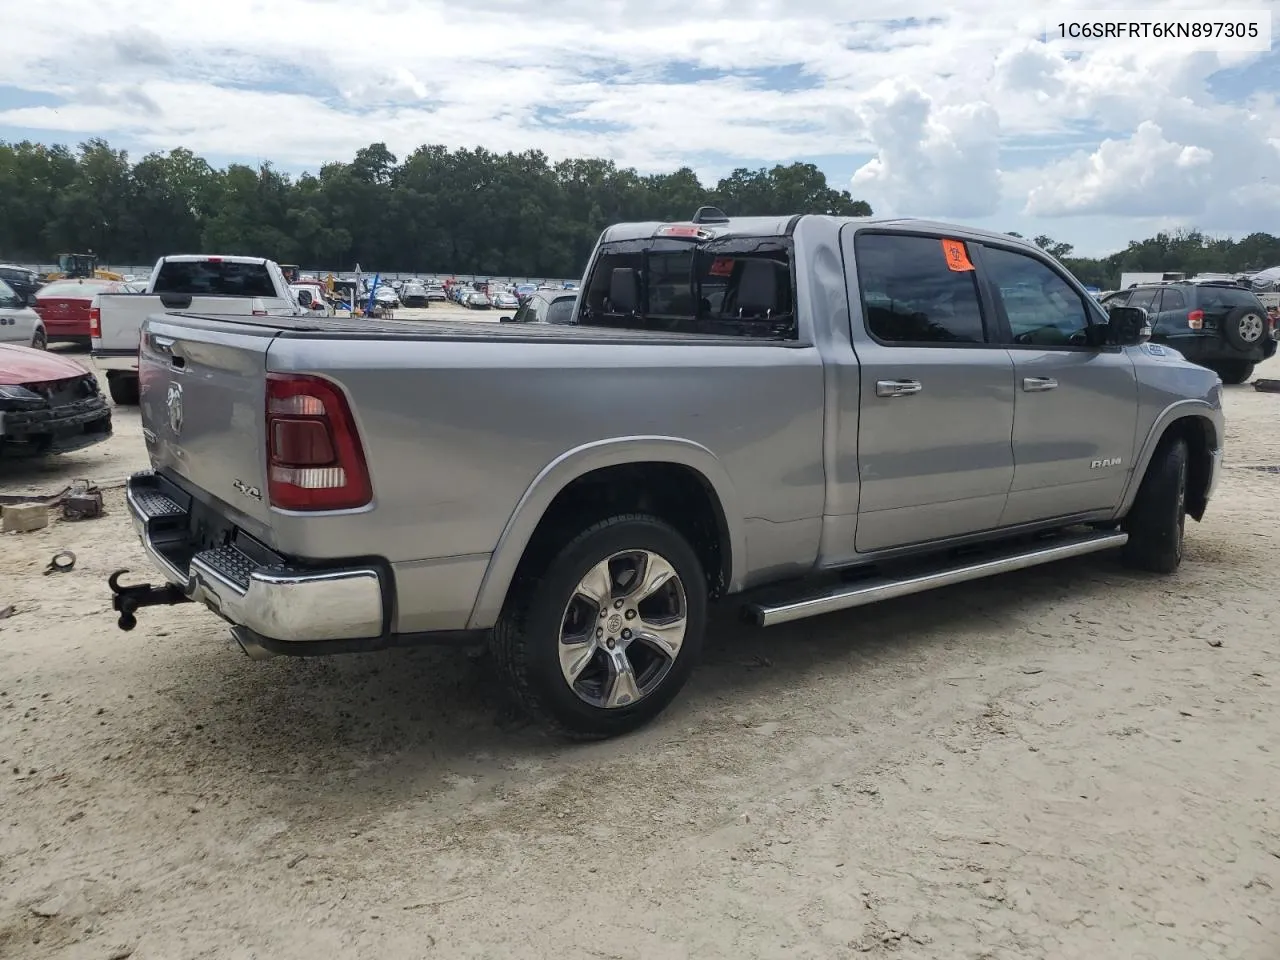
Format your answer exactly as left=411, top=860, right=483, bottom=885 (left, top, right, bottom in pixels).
left=1, top=344, right=1278, bottom=960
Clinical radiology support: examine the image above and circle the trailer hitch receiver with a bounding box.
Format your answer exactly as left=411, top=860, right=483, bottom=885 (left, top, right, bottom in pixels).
left=108, top=568, right=192, bottom=631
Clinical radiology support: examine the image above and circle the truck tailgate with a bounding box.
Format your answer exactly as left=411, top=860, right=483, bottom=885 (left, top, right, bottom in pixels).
left=139, top=314, right=278, bottom=532
left=96, top=294, right=263, bottom=354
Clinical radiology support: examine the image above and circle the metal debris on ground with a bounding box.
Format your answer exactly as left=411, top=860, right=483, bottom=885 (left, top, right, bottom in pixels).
left=61, top=480, right=104, bottom=520
left=44, top=550, right=76, bottom=575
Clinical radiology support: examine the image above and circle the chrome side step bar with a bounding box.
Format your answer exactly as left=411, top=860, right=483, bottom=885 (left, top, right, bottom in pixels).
left=745, top=531, right=1129, bottom=628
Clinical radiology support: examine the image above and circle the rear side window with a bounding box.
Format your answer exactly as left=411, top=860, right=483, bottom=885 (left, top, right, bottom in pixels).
left=1156, top=288, right=1185, bottom=312
left=153, top=260, right=275, bottom=297
left=1198, top=287, right=1262, bottom=310
left=854, top=233, right=986, bottom=344
left=1127, top=288, right=1159, bottom=312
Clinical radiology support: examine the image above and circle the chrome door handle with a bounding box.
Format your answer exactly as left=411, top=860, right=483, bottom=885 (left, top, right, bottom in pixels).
left=876, top=379, right=922, bottom=397
left=1022, top=376, right=1058, bottom=392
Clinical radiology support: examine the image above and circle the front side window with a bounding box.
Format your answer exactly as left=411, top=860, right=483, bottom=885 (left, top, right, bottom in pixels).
left=982, top=245, right=1092, bottom=347
left=854, top=233, right=987, bottom=344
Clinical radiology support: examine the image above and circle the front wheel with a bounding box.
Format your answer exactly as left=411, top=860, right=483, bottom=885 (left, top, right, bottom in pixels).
left=493, top=514, right=707, bottom=739
left=30, top=328, right=46, bottom=350
left=1122, top=437, right=1188, bottom=574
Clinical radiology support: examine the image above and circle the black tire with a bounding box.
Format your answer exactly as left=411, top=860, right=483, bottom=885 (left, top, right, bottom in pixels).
left=1222, top=306, right=1266, bottom=352
left=492, top=513, right=707, bottom=740
left=1121, top=436, right=1188, bottom=574
left=1213, top=359, right=1255, bottom=385
left=107, top=373, right=140, bottom=405
left=30, top=328, right=46, bottom=350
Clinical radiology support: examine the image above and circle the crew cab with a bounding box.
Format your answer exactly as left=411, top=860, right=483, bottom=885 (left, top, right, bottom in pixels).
left=91, top=255, right=305, bottom=404
left=109, top=209, right=1223, bottom=739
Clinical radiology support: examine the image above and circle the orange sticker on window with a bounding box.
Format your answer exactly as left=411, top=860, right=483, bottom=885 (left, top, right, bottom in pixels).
left=941, top=238, right=974, bottom=272
left=708, top=257, right=735, bottom=277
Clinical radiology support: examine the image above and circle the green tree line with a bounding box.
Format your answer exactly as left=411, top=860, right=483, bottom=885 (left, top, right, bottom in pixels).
left=0, top=138, right=869, bottom=278
left=2, top=138, right=1278, bottom=284
left=1009, top=231, right=1280, bottom=289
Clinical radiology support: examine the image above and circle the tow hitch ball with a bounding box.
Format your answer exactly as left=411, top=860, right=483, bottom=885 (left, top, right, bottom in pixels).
left=108, top=568, right=192, bottom=631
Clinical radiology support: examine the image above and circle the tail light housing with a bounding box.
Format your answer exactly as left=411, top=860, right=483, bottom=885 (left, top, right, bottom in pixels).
left=89, top=305, right=101, bottom=338
left=265, top=373, right=372, bottom=510
left=1187, top=309, right=1204, bottom=330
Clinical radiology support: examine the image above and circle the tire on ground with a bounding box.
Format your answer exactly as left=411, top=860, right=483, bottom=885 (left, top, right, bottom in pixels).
left=1121, top=436, right=1188, bottom=574
left=1212, top=359, right=1255, bottom=385
left=107, top=373, right=140, bottom=405
left=492, top=513, right=708, bottom=740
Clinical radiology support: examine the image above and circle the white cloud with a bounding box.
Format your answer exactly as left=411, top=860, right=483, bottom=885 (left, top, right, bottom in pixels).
left=851, top=83, right=1003, bottom=218
left=0, top=0, right=1277, bottom=254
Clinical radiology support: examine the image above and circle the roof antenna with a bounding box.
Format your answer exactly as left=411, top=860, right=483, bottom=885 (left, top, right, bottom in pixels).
left=692, top=206, right=729, bottom=224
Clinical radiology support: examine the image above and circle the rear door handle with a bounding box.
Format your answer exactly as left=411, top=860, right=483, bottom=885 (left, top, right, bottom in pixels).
left=876, top=379, right=922, bottom=397
left=1022, top=376, right=1058, bottom=392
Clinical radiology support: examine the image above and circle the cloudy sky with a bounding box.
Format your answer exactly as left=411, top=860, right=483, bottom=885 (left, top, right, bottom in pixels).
left=1, top=0, right=1277, bottom=257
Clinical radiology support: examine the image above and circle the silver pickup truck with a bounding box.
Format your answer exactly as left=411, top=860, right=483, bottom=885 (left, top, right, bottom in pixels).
left=108, top=208, right=1224, bottom=739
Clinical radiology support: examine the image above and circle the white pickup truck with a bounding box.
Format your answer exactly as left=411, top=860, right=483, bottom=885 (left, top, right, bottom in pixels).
left=91, top=255, right=305, bottom=404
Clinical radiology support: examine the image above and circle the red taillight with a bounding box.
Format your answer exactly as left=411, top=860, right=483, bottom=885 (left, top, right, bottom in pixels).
left=89, top=306, right=101, bottom=337
left=1187, top=309, right=1204, bottom=329
left=265, top=373, right=371, bottom=510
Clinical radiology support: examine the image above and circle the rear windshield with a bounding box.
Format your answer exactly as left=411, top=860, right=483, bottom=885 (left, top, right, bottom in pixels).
left=153, top=260, right=275, bottom=297
left=579, top=236, right=796, bottom=339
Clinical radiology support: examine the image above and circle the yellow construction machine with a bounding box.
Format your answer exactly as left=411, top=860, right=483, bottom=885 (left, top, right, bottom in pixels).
left=42, top=252, right=126, bottom=282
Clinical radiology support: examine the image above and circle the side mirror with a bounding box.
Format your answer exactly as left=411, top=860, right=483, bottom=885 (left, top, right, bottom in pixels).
left=25, top=294, right=37, bottom=307
left=311, top=300, right=325, bottom=310
left=1106, top=305, right=1151, bottom=346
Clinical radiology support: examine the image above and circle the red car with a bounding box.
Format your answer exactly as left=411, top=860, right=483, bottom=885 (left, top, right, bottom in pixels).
left=0, top=344, right=112, bottom=456
left=34, top=278, right=137, bottom=345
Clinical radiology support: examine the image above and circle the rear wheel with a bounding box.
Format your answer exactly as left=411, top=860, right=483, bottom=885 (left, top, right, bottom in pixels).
left=30, top=328, right=46, bottom=350
left=1122, top=436, right=1188, bottom=574
left=1212, top=359, right=1254, bottom=384
left=107, top=372, right=140, bottom=405
left=1223, top=306, right=1265, bottom=352
left=493, top=514, right=707, bottom=739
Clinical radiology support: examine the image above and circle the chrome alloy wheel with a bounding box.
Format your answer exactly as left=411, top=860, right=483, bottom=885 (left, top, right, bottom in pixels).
left=557, top=550, right=688, bottom=709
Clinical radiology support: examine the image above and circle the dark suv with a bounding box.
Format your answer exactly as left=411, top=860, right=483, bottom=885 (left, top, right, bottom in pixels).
left=1107, top=280, right=1277, bottom=383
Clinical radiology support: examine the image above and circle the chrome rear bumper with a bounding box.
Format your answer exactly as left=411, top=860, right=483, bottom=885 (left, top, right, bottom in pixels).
left=124, top=471, right=385, bottom=643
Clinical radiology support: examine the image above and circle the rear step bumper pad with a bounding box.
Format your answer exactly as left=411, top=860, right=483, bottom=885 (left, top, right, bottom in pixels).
left=123, top=471, right=384, bottom=643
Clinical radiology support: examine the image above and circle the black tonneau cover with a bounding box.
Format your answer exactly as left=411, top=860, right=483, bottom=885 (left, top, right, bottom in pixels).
left=153, top=312, right=793, bottom=346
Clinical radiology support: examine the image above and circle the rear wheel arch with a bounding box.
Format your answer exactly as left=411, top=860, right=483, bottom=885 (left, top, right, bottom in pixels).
left=467, top=440, right=745, bottom=630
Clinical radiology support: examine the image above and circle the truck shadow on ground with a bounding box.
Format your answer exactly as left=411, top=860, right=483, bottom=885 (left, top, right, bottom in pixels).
left=116, top=552, right=1164, bottom=818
